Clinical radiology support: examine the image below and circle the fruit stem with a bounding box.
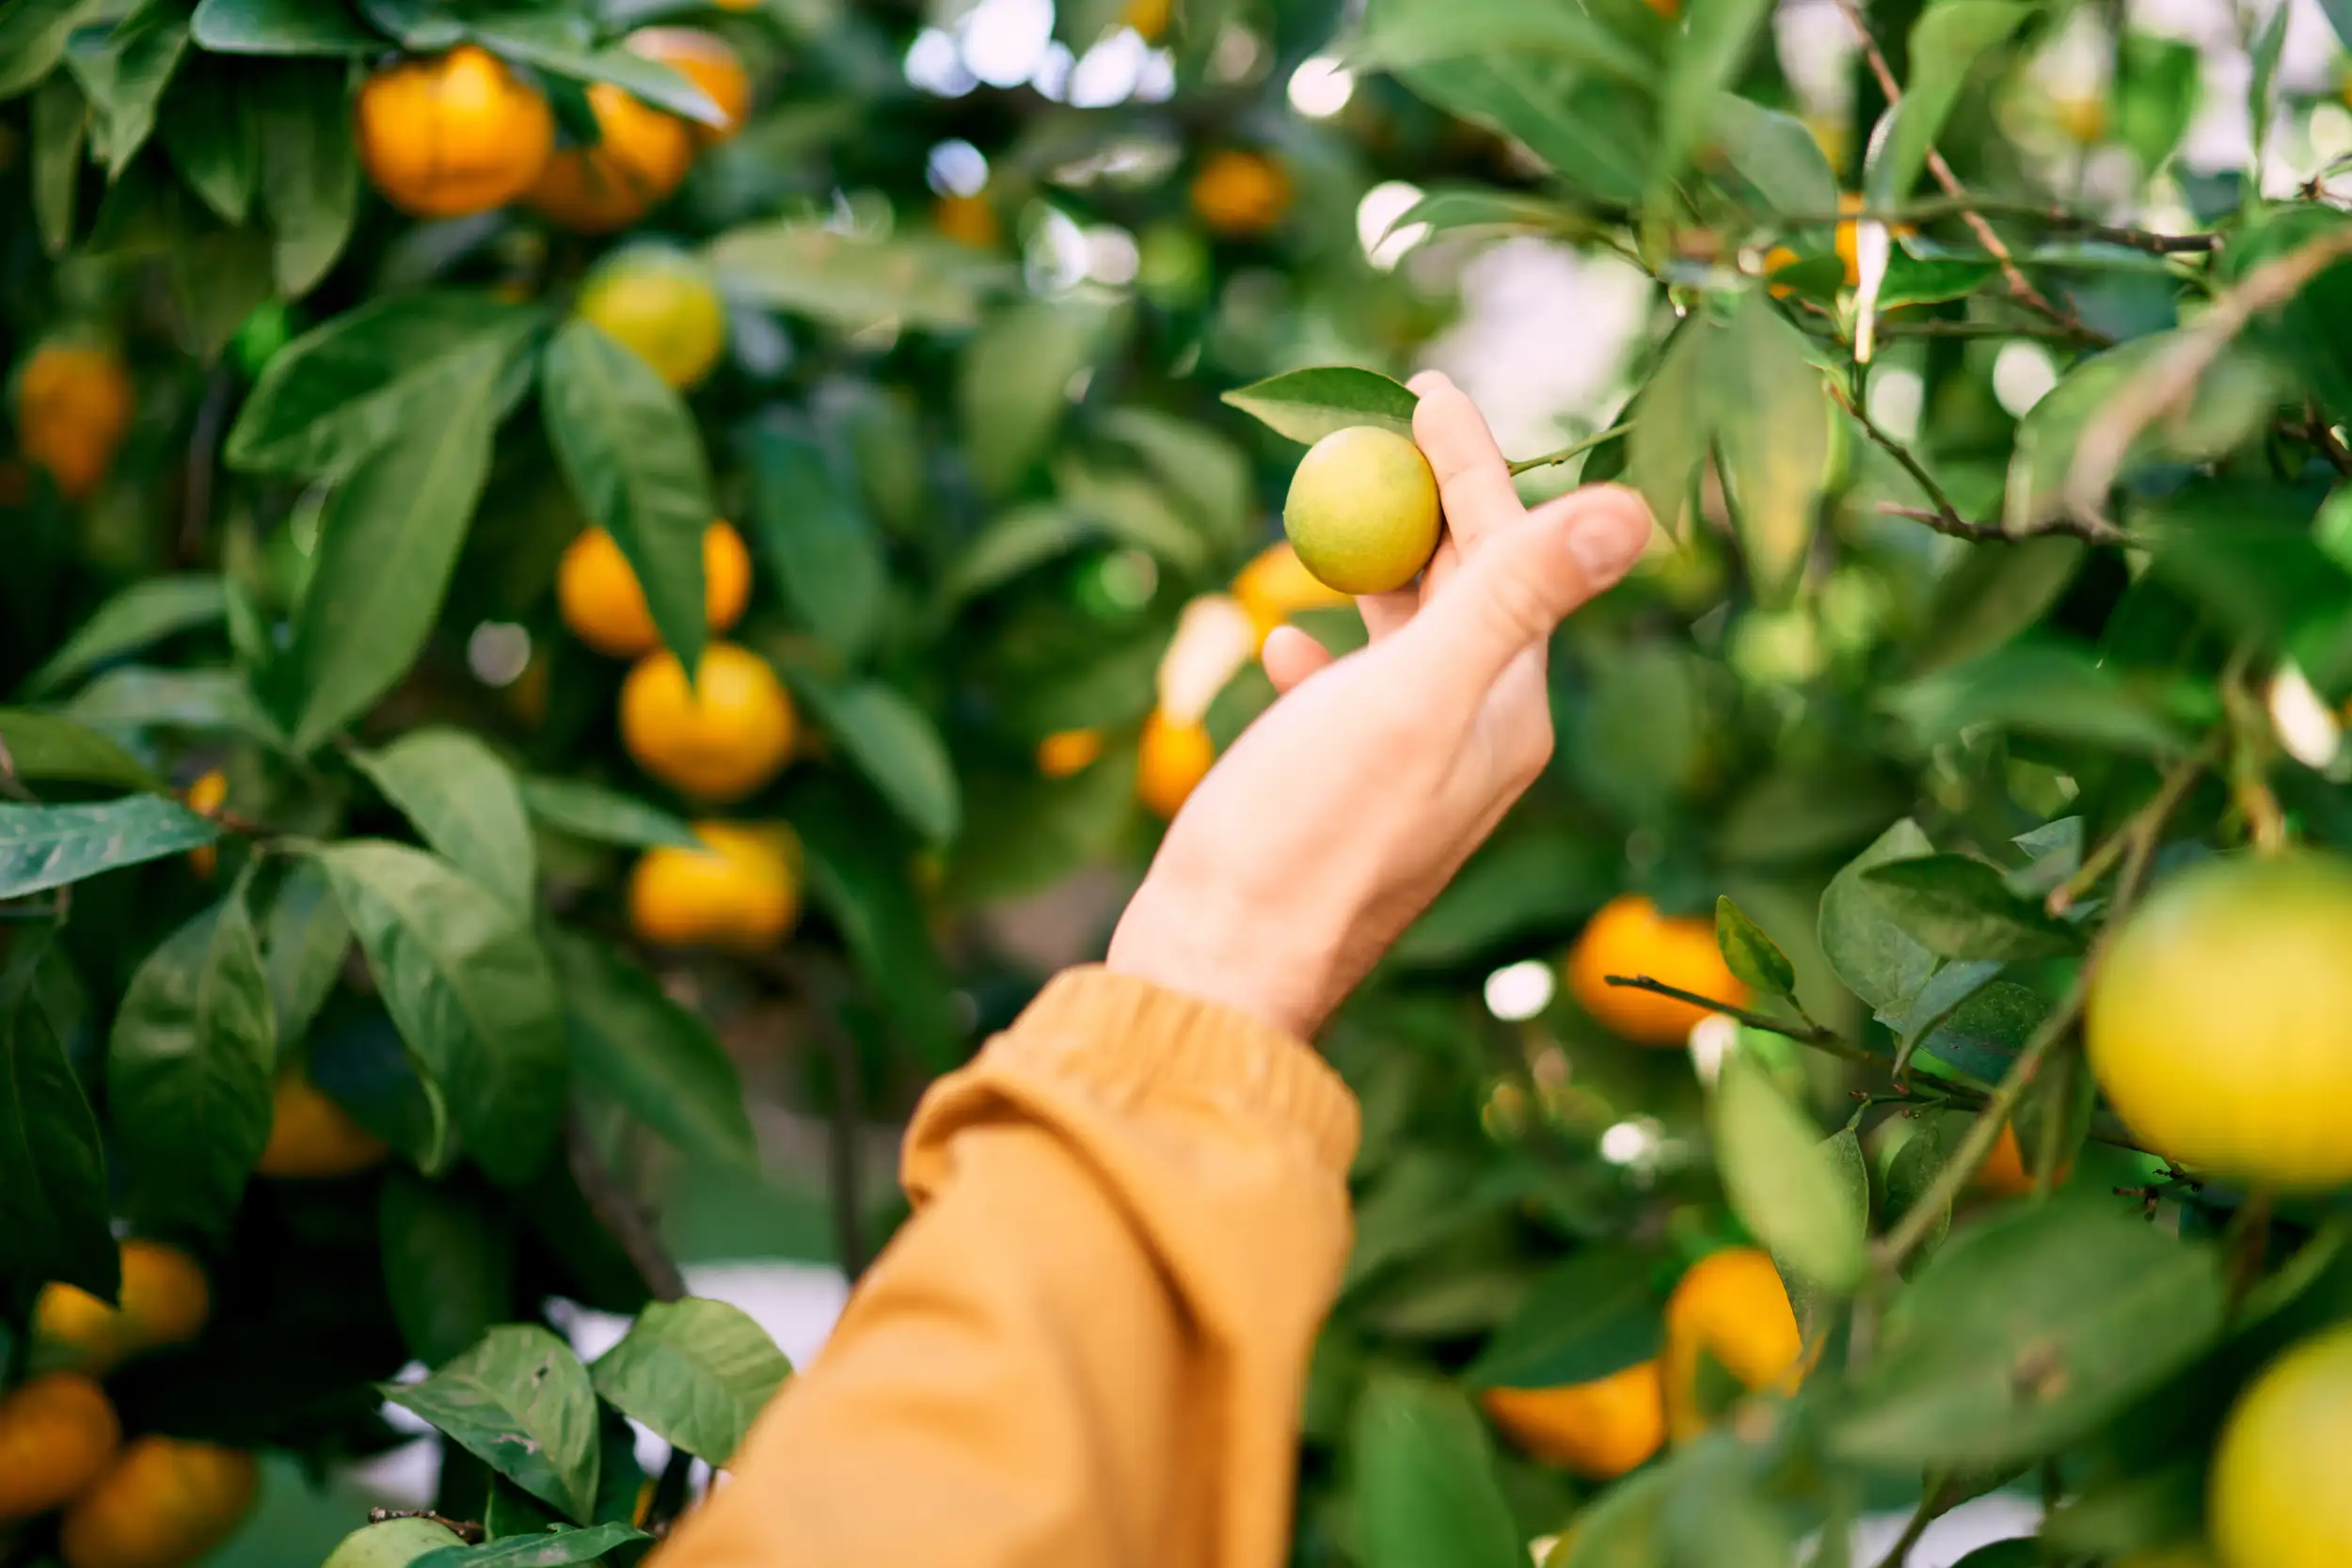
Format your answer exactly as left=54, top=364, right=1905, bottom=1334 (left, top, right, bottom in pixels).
left=1505, top=422, right=1630, bottom=476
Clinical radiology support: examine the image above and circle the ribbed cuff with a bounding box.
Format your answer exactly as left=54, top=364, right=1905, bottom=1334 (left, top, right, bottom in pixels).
left=998, top=967, right=1360, bottom=1177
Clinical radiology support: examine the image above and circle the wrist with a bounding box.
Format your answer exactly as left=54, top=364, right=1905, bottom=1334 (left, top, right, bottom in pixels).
left=1104, top=876, right=1332, bottom=1042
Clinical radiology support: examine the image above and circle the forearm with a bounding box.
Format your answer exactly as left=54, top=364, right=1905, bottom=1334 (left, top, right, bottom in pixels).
left=656, top=969, right=1359, bottom=1568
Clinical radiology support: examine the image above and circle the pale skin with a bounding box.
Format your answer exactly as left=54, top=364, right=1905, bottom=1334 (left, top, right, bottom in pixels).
left=1107, top=372, right=1656, bottom=1038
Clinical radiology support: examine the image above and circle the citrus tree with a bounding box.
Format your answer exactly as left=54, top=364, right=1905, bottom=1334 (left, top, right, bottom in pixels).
left=7, top=0, right=2352, bottom=1562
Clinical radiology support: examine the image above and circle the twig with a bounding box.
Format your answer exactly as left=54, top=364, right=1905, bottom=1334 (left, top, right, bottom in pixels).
left=1869, top=1473, right=1956, bottom=1568
left=366, top=1510, right=484, bottom=1544
left=1506, top=422, right=1630, bottom=475
left=1784, top=197, right=2221, bottom=256
left=564, top=1113, right=687, bottom=1304
left=1837, top=384, right=2129, bottom=546
left=753, top=951, right=870, bottom=1277
left=1600, top=974, right=1861, bottom=1055
left=1876, top=741, right=2216, bottom=1273
left=2068, top=225, right=2352, bottom=531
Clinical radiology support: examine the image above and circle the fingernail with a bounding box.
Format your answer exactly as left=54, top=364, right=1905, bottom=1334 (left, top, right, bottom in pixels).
left=1407, top=370, right=1454, bottom=395
left=1565, top=496, right=1650, bottom=585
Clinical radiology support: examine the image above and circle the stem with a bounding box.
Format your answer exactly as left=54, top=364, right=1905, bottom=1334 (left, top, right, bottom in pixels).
left=1780, top=197, right=2221, bottom=256
left=1837, top=384, right=2126, bottom=546
left=1868, top=1474, right=1955, bottom=1568
left=565, top=1113, right=687, bottom=1304
left=1506, top=422, right=1630, bottom=475
left=1598, top=974, right=1856, bottom=1053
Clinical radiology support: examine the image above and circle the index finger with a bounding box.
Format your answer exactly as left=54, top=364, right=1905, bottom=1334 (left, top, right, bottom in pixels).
left=1409, top=372, right=1523, bottom=556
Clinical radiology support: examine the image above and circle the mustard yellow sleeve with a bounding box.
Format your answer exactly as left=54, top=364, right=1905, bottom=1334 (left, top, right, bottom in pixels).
left=655, top=967, right=1360, bottom=1568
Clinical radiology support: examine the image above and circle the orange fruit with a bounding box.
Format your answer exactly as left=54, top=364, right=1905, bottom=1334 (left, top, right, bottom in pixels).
left=628, top=821, right=802, bottom=948
left=1135, top=709, right=1213, bottom=819
left=184, top=768, right=228, bottom=879
left=620, top=642, right=795, bottom=802
left=1565, top=895, right=1751, bottom=1047
left=576, top=244, right=728, bottom=389
left=1661, top=1246, right=1804, bottom=1441
left=1282, top=428, right=1441, bottom=595
left=1037, top=728, right=1104, bottom=779
left=59, top=1438, right=259, bottom=1568
left=1189, top=150, right=1291, bottom=237
left=2210, top=1323, right=2352, bottom=1568
left=33, top=1240, right=212, bottom=1377
left=625, top=27, right=750, bottom=145
left=557, top=522, right=753, bottom=658
left=0, top=1373, right=120, bottom=1523
left=935, top=192, right=1001, bottom=249
left=1762, top=244, right=1803, bottom=299
left=356, top=44, right=555, bottom=219
left=2088, top=851, right=2352, bottom=1190
left=256, top=1073, right=389, bottom=1180
left=14, top=342, right=133, bottom=502
left=1230, top=542, right=1349, bottom=649
left=527, top=53, right=695, bottom=232
left=1480, top=1360, right=1665, bottom=1480
left=1971, top=1121, right=2071, bottom=1198
left=1121, top=0, right=1170, bottom=40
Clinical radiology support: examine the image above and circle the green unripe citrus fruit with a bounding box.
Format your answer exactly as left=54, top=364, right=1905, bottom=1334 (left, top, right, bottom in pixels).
left=1281, top=425, right=1440, bottom=594
left=322, top=1517, right=466, bottom=1568
left=2210, top=1323, right=2352, bottom=1568
left=2086, top=850, right=2352, bottom=1189
left=576, top=243, right=727, bottom=391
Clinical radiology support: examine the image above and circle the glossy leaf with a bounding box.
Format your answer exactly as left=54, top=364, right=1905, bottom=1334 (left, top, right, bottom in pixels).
left=1343, top=0, right=1650, bottom=84
left=1713, top=1053, right=1866, bottom=1292
left=744, top=423, right=885, bottom=663
left=544, top=927, right=755, bottom=1168
left=1221, top=366, right=1418, bottom=445
left=107, top=890, right=277, bottom=1240
left=1464, top=1246, right=1661, bottom=1390
left=64, top=1, right=190, bottom=178
left=257, top=56, right=359, bottom=296
left=21, top=575, right=228, bottom=697
left=1624, top=317, right=1711, bottom=536
left=1833, top=1202, right=2227, bottom=1465
left=1884, top=641, right=2191, bottom=757
left=1906, top=537, right=2087, bottom=678
left=592, top=1297, right=790, bottom=1464
left=1859, top=855, right=2079, bottom=962
left=380, top=1169, right=516, bottom=1367
left=0, top=0, right=97, bottom=101
left=0, top=710, right=164, bottom=791
left=1350, top=1375, right=1524, bottom=1568
left=189, top=0, right=378, bottom=55
left=0, top=936, right=118, bottom=1300
left=317, top=841, right=565, bottom=1184
left=1819, top=819, right=1939, bottom=1015
left=1715, top=895, right=1796, bottom=998
left=518, top=777, right=699, bottom=849
left=961, top=298, right=1126, bottom=496
left=788, top=673, right=961, bottom=844
left=411, top=1524, right=649, bottom=1568
left=469, top=11, right=722, bottom=125
left=64, top=666, right=279, bottom=742
left=0, top=796, right=219, bottom=900
left=1867, top=1, right=2033, bottom=205
left=158, top=55, right=257, bottom=223
left=1711, top=93, right=1838, bottom=215
left=383, top=1324, right=600, bottom=1521
left=706, top=224, right=995, bottom=331
left=1712, top=290, right=1829, bottom=604
left=282, top=346, right=505, bottom=752
left=1394, top=52, right=1649, bottom=207
left=542, top=317, right=714, bottom=673
left=354, top=727, right=537, bottom=914
left=30, top=72, right=83, bottom=253
left=262, top=856, right=349, bottom=1053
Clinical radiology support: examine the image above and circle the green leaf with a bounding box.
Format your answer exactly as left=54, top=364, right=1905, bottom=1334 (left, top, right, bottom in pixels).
left=518, top=777, right=698, bottom=849
left=1391, top=828, right=1612, bottom=968
left=1715, top=896, right=1796, bottom=999
left=469, top=11, right=723, bottom=126
left=591, top=1297, right=790, bottom=1464
left=284, top=348, right=506, bottom=752
left=1571, top=643, right=1709, bottom=823
left=1709, top=93, right=1838, bottom=215
left=1882, top=1114, right=1954, bottom=1259
left=1343, top=0, right=1652, bottom=84
left=317, top=841, right=565, bottom=1184
left=65, top=666, right=278, bottom=741
left=0, top=795, right=219, bottom=899
left=1054, top=458, right=1211, bottom=578
left=262, top=856, right=348, bottom=1052
left=1625, top=318, right=1712, bottom=537
left=379, top=1169, right=516, bottom=1367
left=257, top=57, right=358, bottom=296
left=1819, top=819, right=1939, bottom=1016
left=0, top=936, right=118, bottom=1300
left=792, top=779, right=960, bottom=1071
left=1376, top=185, right=1595, bottom=244
left=62, top=1, right=188, bottom=177
left=1661, top=1441, right=1802, bottom=1568
left=1866, top=1, right=2033, bottom=206
left=1859, top=855, right=2079, bottom=962
left=226, top=293, right=539, bottom=477
left=1910, top=977, right=2046, bottom=1085
left=2139, top=481, right=2352, bottom=691
left=1906, top=536, right=2087, bottom=678
left=744, top=424, right=885, bottom=664
left=412, top=1523, right=649, bottom=1568
left=937, top=504, right=1098, bottom=607
left=542, top=317, right=714, bottom=674
left=158, top=55, right=257, bottom=223
left=1712, top=1053, right=1866, bottom=1292
left=1832, top=1201, right=2228, bottom=1465
left=705, top=224, right=996, bottom=332
left=544, top=927, right=755, bottom=1169
left=1351, top=1375, right=1524, bottom=1568
left=1464, top=1246, right=1661, bottom=1390
left=1884, top=641, right=2192, bottom=757
left=1711, top=291, right=1829, bottom=605
left=354, top=727, right=537, bottom=914
left=787, top=673, right=961, bottom=844
left=1221, top=366, right=1419, bottom=446
left=167, top=227, right=277, bottom=364
left=0, top=710, right=163, bottom=790
left=1393, top=52, right=1649, bottom=207
left=383, top=1324, right=600, bottom=1521
left=0, top=0, right=97, bottom=101
left=1556, top=1463, right=1671, bottom=1567
left=1878, top=251, right=1999, bottom=312
left=31, top=71, right=86, bottom=253
left=1098, top=408, right=1254, bottom=554
left=107, top=890, right=277, bottom=1240
left=961, top=298, right=1127, bottom=497
left=189, top=0, right=378, bottom=55
left=21, top=575, right=229, bottom=697
left=1652, top=0, right=1771, bottom=202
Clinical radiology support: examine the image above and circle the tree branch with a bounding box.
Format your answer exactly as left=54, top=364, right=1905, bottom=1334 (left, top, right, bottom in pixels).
left=1833, top=382, right=2129, bottom=546
left=1506, top=422, right=1629, bottom=475
left=565, top=1113, right=687, bottom=1304
left=1601, top=974, right=1853, bottom=1052
left=1785, top=197, right=2221, bottom=256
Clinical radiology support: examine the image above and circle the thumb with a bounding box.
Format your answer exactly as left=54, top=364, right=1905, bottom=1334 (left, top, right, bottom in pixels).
left=1406, top=484, right=1652, bottom=697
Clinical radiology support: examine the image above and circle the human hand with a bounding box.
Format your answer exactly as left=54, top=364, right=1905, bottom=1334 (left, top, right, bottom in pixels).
left=1104, top=372, right=1654, bottom=1039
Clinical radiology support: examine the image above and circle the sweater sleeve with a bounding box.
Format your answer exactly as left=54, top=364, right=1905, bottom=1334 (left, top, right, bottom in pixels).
left=654, top=966, right=1360, bottom=1568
